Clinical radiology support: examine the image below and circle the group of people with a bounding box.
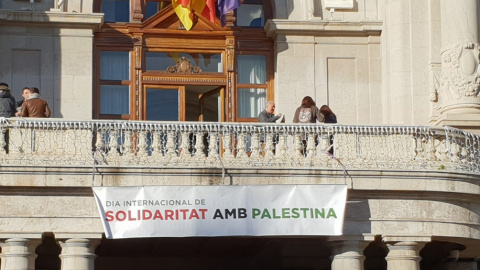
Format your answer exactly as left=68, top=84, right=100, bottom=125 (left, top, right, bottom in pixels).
left=258, top=96, right=337, bottom=124
left=0, top=83, right=51, bottom=118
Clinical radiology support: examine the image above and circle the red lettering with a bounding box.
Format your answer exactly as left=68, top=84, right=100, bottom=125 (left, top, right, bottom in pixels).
left=179, top=209, right=188, bottom=219
left=199, top=209, right=208, bottom=219
left=127, top=210, right=137, bottom=221
left=165, top=210, right=174, bottom=220
left=142, top=210, right=152, bottom=220
left=106, top=211, right=114, bottom=222
left=189, top=209, right=199, bottom=219
left=116, top=211, right=126, bottom=221
left=153, top=210, right=164, bottom=220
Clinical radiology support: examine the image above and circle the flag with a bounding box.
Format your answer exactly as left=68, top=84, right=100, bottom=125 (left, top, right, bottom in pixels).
left=218, top=0, right=240, bottom=27
left=172, top=0, right=207, bottom=31
left=202, top=0, right=216, bottom=23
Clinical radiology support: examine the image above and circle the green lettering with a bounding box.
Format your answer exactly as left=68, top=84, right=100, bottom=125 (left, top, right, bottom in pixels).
left=282, top=208, right=290, bottom=218
left=261, top=209, right=272, bottom=219
left=273, top=209, right=281, bottom=219
left=291, top=208, right=300, bottom=218
left=252, top=208, right=261, bottom=219
left=327, top=208, right=337, bottom=218
left=315, top=208, right=325, bottom=218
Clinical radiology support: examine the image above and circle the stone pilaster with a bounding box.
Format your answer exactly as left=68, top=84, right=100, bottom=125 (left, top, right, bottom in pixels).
left=432, top=0, right=480, bottom=134
left=386, top=241, right=425, bottom=270
left=0, top=238, right=41, bottom=270
left=59, top=238, right=100, bottom=270
left=330, top=240, right=368, bottom=270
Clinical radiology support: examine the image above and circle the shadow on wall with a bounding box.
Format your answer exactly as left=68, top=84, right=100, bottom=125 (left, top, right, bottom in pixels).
left=1, top=15, right=63, bottom=118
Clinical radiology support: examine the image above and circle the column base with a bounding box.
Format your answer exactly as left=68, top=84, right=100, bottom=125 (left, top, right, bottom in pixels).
left=431, top=112, right=480, bottom=136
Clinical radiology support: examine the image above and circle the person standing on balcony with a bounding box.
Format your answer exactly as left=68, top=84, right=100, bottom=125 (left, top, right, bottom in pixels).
left=293, top=96, right=325, bottom=123
left=20, top=87, right=51, bottom=118
left=257, top=101, right=284, bottom=156
left=258, top=101, right=284, bottom=123
left=319, top=105, right=337, bottom=124
left=0, top=83, right=16, bottom=118
left=15, top=87, right=31, bottom=116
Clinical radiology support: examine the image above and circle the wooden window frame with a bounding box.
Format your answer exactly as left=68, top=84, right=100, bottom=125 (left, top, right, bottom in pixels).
left=94, top=47, right=133, bottom=120
left=235, top=50, right=274, bottom=122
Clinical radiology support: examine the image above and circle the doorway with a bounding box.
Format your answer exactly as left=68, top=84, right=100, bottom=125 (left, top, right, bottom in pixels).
left=143, top=85, right=225, bottom=122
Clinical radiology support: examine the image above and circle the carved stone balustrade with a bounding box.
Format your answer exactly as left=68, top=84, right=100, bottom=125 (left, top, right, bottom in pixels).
left=0, top=119, right=478, bottom=174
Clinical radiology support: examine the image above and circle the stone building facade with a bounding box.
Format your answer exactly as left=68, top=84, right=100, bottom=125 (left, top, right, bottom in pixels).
left=0, top=0, right=479, bottom=269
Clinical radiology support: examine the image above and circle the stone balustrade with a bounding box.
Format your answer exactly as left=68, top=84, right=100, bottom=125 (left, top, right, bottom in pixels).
left=0, top=118, right=479, bottom=174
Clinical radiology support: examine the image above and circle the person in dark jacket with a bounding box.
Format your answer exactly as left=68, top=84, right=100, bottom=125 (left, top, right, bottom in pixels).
left=320, top=105, right=337, bottom=123
left=0, top=83, right=16, bottom=118
left=15, top=87, right=31, bottom=116
left=258, top=101, right=284, bottom=123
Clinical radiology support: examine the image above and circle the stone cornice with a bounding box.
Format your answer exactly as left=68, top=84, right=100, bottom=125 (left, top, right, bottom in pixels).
left=265, top=19, right=382, bottom=38
left=0, top=10, right=104, bottom=30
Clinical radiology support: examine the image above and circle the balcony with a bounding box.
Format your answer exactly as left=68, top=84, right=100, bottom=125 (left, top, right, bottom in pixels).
left=1, top=118, right=479, bottom=175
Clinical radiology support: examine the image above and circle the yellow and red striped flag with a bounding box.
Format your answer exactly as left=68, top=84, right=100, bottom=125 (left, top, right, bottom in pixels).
left=172, top=0, right=214, bottom=31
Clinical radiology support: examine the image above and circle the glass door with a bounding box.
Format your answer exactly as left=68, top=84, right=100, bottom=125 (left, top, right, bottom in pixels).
left=142, top=85, right=224, bottom=122
left=143, top=85, right=185, bottom=121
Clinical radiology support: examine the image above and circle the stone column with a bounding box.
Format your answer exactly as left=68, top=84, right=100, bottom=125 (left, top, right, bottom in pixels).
left=0, top=238, right=41, bottom=270
left=59, top=238, right=100, bottom=270
left=386, top=241, right=425, bottom=270
left=331, top=240, right=368, bottom=270
left=435, top=0, right=480, bottom=117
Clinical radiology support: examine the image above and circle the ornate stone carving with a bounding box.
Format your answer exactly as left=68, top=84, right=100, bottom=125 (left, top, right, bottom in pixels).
left=439, top=42, right=480, bottom=101
left=165, top=57, right=203, bottom=74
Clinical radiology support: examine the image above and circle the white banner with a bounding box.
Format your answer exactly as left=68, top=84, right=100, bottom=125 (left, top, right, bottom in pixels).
left=92, top=185, right=347, bottom=239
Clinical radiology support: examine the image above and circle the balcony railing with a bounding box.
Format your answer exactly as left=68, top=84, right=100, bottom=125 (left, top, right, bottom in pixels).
left=0, top=118, right=479, bottom=174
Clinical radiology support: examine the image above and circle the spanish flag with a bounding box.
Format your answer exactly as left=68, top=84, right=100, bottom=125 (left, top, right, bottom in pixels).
left=172, top=0, right=214, bottom=31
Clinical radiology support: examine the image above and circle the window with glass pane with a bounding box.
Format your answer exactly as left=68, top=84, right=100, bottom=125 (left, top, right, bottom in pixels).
left=101, top=51, right=130, bottom=80
left=100, top=51, right=130, bottom=116
left=146, top=52, right=223, bottom=73
left=146, top=0, right=170, bottom=19
left=236, top=4, right=264, bottom=27
left=238, top=88, right=266, bottom=118
left=101, top=0, right=130, bottom=23
left=100, top=85, right=130, bottom=114
left=146, top=88, right=179, bottom=121
left=237, top=55, right=267, bottom=118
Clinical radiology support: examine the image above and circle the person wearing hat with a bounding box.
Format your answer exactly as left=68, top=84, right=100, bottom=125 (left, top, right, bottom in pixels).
left=0, top=83, right=16, bottom=118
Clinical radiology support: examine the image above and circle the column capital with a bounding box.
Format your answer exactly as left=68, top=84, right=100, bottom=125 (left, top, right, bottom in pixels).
left=330, top=240, right=369, bottom=256
left=330, top=239, right=368, bottom=270
left=385, top=241, right=427, bottom=270
left=58, top=238, right=100, bottom=270
left=386, top=241, right=426, bottom=254
left=0, top=238, right=42, bottom=270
